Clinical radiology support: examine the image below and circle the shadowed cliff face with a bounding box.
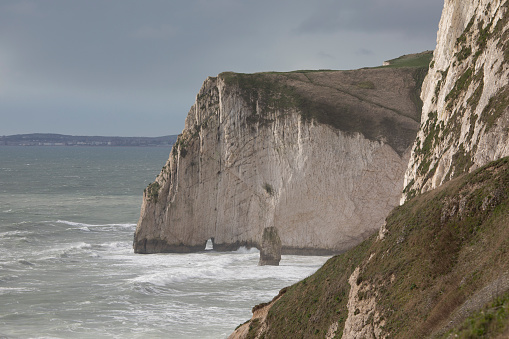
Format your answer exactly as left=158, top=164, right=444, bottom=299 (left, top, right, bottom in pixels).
left=133, top=65, right=425, bottom=258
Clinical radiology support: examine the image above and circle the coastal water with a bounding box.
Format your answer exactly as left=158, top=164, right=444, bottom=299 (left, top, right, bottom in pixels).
left=0, top=146, right=330, bottom=338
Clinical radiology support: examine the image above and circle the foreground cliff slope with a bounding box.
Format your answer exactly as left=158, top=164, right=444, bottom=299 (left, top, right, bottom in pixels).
left=134, top=56, right=428, bottom=258
left=230, top=156, right=509, bottom=338
left=403, top=0, right=509, bottom=201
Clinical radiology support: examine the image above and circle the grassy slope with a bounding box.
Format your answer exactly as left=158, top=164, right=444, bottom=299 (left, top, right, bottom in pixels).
left=379, top=51, right=434, bottom=68
left=242, top=156, right=509, bottom=338
left=443, top=291, right=509, bottom=338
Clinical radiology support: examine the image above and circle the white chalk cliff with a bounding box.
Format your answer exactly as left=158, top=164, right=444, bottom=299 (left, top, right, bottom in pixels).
left=134, top=68, right=424, bottom=263
left=403, top=0, right=509, bottom=201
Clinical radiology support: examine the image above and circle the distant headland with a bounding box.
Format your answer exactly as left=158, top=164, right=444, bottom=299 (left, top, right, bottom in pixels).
left=0, top=133, right=177, bottom=147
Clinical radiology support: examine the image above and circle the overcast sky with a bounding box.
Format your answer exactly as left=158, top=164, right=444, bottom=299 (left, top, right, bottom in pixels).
left=0, top=0, right=444, bottom=137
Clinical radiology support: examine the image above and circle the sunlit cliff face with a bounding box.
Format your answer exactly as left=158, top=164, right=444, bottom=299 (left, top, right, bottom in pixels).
left=403, top=0, right=509, bottom=202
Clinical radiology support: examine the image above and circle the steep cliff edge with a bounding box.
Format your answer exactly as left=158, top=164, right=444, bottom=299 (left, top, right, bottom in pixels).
left=230, top=156, right=509, bottom=338
left=403, top=0, right=509, bottom=201
left=134, top=63, right=427, bottom=259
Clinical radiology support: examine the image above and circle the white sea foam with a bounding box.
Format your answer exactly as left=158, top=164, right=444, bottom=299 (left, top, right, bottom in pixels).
left=56, top=220, right=136, bottom=228
left=39, top=242, right=94, bottom=260
left=100, top=241, right=130, bottom=250
left=96, top=241, right=132, bottom=255
left=0, top=230, right=31, bottom=238
left=0, top=287, right=35, bottom=295
left=126, top=250, right=328, bottom=292
left=131, top=270, right=203, bottom=286
left=128, top=253, right=248, bottom=287
left=54, top=220, right=136, bottom=234
left=205, top=238, right=213, bottom=250
left=232, top=246, right=260, bottom=254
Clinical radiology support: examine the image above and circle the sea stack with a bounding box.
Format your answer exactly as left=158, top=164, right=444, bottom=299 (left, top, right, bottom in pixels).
left=259, top=227, right=282, bottom=266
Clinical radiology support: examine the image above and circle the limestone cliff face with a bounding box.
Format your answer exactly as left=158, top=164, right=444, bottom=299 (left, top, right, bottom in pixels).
left=134, top=68, right=423, bottom=257
left=403, top=0, right=509, bottom=201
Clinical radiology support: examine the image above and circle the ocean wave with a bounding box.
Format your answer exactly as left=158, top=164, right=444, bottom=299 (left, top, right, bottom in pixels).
left=55, top=220, right=136, bottom=230
left=96, top=241, right=132, bottom=255
left=128, top=260, right=310, bottom=291
left=40, top=241, right=94, bottom=260
left=127, top=252, right=265, bottom=289
left=37, top=241, right=131, bottom=261
left=0, top=230, right=32, bottom=238
left=18, top=259, right=35, bottom=266
left=0, top=287, right=36, bottom=295
left=130, top=267, right=224, bottom=287
left=100, top=241, right=130, bottom=250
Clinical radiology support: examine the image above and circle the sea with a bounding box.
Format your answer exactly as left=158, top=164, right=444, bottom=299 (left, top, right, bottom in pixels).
left=0, top=146, right=330, bottom=339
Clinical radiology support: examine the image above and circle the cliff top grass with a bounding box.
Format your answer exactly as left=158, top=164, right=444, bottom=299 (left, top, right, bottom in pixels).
left=377, top=50, right=434, bottom=69
left=240, top=156, right=509, bottom=338
left=219, top=52, right=430, bottom=155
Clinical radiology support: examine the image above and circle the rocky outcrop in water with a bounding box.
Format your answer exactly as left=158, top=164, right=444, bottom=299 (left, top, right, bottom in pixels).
left=402, top=0, right=509, bottom=201
left=258, top=227, right=282, bottom=266
left=134, top=65, right=426, bottom=261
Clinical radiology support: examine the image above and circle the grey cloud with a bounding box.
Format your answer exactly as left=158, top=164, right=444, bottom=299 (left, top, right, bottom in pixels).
left=3, top=1, right=39, bottom=16
left=296, top=0, right=443, bottom=36
left=318, top=51, right=336, bottom=59
left=132, top=24, right=179, bottom=40
left=356, top=48, right=374, bottom=56
left=0, top=0, right=444, bottom=136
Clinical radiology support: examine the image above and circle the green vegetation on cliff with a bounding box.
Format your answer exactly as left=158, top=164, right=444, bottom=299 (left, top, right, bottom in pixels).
left=380, top=51, right=433, bottom=69
left=443, top=291, right=509, bottom=338
left=404, top=1, right=509, bottom=198
left=219, top=52, right=430, bottom=156
left=238, top=157, right=509, bottom=338
left=145, top=181, right=161, bottom=203
left=263, top=240, right=370, bottom=338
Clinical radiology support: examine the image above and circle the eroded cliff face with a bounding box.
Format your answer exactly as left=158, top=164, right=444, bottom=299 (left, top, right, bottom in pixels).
left=134, top=67, right=423, bottom=258
left=403, top=0, right=509, bottom=201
